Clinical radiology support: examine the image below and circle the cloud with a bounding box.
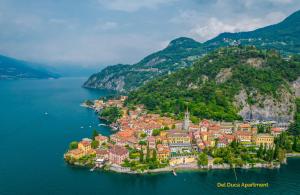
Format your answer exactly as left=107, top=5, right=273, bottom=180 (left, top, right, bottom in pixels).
left=98, top=0, right=177, bottom=12
left=172, top=10, right=286, bottom=42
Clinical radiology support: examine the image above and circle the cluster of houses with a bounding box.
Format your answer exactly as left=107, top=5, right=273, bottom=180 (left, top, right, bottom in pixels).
left=66, top=96, right=287, bottom=168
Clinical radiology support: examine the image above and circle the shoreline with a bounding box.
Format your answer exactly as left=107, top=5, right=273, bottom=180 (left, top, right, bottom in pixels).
left=67, top=161, right=282, bottom=175
left=67, top=155, right=300, bottom=175
left=107, top=163, right=281, bottom=174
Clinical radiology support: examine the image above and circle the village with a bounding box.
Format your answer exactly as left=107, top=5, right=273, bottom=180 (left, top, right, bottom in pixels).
left=65, top=96, right=288, bottom=173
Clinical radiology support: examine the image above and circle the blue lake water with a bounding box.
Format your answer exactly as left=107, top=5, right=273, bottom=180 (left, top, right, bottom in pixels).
left=0, top=77, right=300, bottom=195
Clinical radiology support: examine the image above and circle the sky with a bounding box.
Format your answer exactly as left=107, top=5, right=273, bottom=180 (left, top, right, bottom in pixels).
left=0, top=0, right=300, bottom=68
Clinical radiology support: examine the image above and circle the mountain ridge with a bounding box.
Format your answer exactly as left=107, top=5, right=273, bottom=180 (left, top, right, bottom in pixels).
left=0, top=54, right=58, bottom=79
left=84, top=9, right=300, bottom=92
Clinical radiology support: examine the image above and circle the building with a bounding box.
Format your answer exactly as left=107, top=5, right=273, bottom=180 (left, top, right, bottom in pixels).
left=235, top=131, right=252, bottom=143
left=182, top=109, right=190, bottom=131
left=217, top=138, right=228, bottom=148
left=271, top=127, right=283, bottom=137
left=169, top=156, right=196, bottom=166
left=109, top=145, right=129, bottom=165
left=95, top=149, right=109, bottom=160
left=253, top=134, right=274, bottom=147
left=220, top=122, right=234, bottom=134
left=157, top=144, right=170, bottom=162
left=147, top=136, right=156, bottom=149
left=95, top=135, right=108, bottom=145
left=239, top=123, right=251, bottom=132
left=168, top=130, right=191, bottom=144
left=66, top=149, right=84, bottom=160
left=78, top=140, right=92, bottom=154
left=200, top=119, right=210, bottom=132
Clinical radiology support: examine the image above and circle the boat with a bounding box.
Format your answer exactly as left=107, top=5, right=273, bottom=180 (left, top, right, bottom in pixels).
left=89, top=125, right=92, bottom=128
left=80, top=126, right=84, bottom=129
left=172, top=169, right=177, bottom=176
left=44, top=112, right=48, bottom=115
left=98, top=124, right=107, bottom=126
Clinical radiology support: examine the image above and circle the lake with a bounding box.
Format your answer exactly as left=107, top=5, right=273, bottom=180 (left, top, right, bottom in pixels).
left=0, top=78, right=299, bottom=195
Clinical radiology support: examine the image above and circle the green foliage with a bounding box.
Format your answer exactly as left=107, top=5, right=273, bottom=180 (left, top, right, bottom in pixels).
left=91, top=140, right=99, bottom=149
left=92, top=129, right=99, bottom=140
left=139, top=141, right=147, bottom=146
left=85, top=100, right=94, bottom=106
left=139, top=150, right=144, bottom=163
left=140, top=133, right=147, bottom=139
left=288, top=98, right=300, bottom=136
left=127, top=47, right=300, bottom=121
left=198, top=153, right=208, bottom=166
left=152, top=129, right=161, bottom=136
left=99, top=106, right=122, bottom=124
left=69, top=141, right=78, bottom=150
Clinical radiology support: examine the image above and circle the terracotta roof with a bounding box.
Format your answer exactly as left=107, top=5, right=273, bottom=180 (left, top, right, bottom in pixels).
left=239, top=123, right=251, bottom=128
left=95, top=135, right=108, bottom=141
left=235, top=131, right=252, bottom=136
left=271, top=128, right=282, bottom=132
left=95, top=149, right=109, bottom=155
left=109, top=145, right=128, bottom=156
left=79, top=140, right=91, bottom=147
left=68, top=149, right=83, bottom=155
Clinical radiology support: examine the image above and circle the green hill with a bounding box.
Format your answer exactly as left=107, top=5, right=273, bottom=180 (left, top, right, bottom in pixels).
left=84, top=10, right=300, bottom=93
left=126, top=47, right=300, bottom=122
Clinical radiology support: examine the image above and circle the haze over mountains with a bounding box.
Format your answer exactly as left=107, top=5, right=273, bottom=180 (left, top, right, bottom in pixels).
left=0, top=55, right=58, bottom=80
left=84, top=10, right=300, bottom=92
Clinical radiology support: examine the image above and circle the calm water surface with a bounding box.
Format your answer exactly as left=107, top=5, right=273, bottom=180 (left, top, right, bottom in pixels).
left=0, top=78, right=300, bottom=195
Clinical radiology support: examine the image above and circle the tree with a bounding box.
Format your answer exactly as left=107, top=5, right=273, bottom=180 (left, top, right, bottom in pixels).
left=274, top=144, right=279, bottom=160
left=69, top=141, right=78, bottom=150
left=278, top=148, right=286, bottom=163
left=146, top=145, right=150, bottom=162
left=152, top=149, right=157, bottom=162
left=139, top=140, right=147, bottom=146
left=257, top=144, right=263, bottom=159
left=293, top=136, right=297, bottom=151
left=92, top=129, right=99, bottom=140
left=91, top=140, right=99, bottom=149
left=139, top=150, right=144, bottom=163
left=140, top=133, right=147, bottom=139
left=152, top=129, right=161, bottom=136
left=99, top=106, right=123, bottom=124
left=198, top=153, right=208, bottom=166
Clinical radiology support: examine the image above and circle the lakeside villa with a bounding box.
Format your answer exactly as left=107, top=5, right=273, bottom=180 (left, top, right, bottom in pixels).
left=65, top=96, right=291, bottom=173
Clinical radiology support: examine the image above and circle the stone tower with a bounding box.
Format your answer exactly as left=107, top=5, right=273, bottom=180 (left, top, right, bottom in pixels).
left=182, top=108, right=190, bottom=131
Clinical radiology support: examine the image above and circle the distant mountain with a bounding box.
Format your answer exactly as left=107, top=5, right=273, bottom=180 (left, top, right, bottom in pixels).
left=204, top=10, right=300, bottom=54
left=84, top=10, right=300, bottom=92
left=0, top=55, right=58, bottom=79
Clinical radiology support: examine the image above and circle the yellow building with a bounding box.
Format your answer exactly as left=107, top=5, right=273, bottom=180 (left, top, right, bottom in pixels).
left=169, top=156, right=196, bottom=166
left=159, top=131, right=168, bottom=137
left=66, top=149, right=84, bottom=160
left=253, top=134, right=274, bottom=147
left=157, top=144, right=170, bottom=162
left=78, top=140, right=92, bottom=154
left=167, top=130, right=191, bottom=144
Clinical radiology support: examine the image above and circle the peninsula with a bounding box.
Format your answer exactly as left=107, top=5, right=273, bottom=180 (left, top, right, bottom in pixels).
left=64, top=95, right=300, bottom=174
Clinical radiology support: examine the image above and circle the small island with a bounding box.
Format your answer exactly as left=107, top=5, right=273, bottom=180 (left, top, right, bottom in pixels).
left=65, top=96, right=300, bottom=174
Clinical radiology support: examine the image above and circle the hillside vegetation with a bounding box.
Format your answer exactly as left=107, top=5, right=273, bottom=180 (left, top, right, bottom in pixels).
left=126, top=47, right=300, bottom=122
